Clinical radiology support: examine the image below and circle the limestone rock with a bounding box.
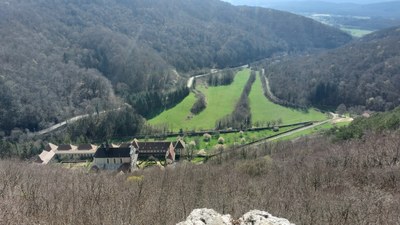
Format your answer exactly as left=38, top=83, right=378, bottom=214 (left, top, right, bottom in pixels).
left=239, top=210, right=294, bottom=225
left=176, top=208, right=231, bottom=225
left=177, top=209, right=294, bottom=225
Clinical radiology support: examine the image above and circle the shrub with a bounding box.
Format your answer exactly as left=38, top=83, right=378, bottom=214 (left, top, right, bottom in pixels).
left=237, top=156, right=273, bottom=177
left=126, top=175, right=144, bottom=183
left=189, top=141, right=196, bottom=148
left=190, top=94, right=207, bottom=115
left=203, top=133, right=212, bottom=142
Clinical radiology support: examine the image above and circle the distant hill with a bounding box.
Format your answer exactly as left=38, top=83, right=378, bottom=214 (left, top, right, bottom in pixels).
left=266, top=26, right=400, bottom=111
left=263, top=1, right=400, bottom=19
left=226, top=0, right=400, bottom=19
left=225, top=1, right=400, bottom=31
left=0, top=0, right=351, bottom=134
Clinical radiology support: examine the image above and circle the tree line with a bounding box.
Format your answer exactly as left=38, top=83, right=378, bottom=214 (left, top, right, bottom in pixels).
left=190, top=92, right=207, bottom=115
left=216, top=71, right=256, bottom=129
left=130, top=86, right=190, bottom=119
left=260, top=73, right=307, bottom=110
left=207, top=70, right=235, bottom=86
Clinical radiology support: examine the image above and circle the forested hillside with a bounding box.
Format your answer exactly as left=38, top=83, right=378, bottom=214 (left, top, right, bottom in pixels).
left=267, top=26, right=400, bottom=111
left=0, top=0, right=352, bottom=135
left=331, top=106, right=400, bottom=140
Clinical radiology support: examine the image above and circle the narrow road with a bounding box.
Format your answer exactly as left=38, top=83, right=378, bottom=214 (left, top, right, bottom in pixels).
left=187, top=64, right=249, bottom=88
left=34, top=114, right=92, bottom=136
left=255, top=113, right=347, bottom=144
left=187, top=73, right=216, bottom=88
left=261, top=68, right=280, bottom=103
left=265, top=120, right=330, bottom=142
left=207, top=119, right=333, bottom=159
left=32, top=105, right=129, bottom=136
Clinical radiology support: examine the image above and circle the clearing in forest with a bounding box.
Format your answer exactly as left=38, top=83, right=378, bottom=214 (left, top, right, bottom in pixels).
left=249, top=73, right=327, bottom=125
left=149, top=69, right=250, bottom=131
left=149, top=69, right=327, bottom=131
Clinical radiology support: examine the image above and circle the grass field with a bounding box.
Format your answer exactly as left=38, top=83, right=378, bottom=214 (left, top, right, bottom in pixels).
left=149, top=69, right=250, bottom=131
left=142, top=125, right=303, bottom=151
left=148, top=92, right=197, bottom=130
left=274, top=121, right=351, bottom=141
left=150, top=69, right=327, bottom=132
left=341, top=27, right=373, bottom=37
left=249, top=73, right=327, bottom=125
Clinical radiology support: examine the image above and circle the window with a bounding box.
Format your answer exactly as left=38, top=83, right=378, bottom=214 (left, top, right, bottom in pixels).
left=120, top=158, right=123, bottom=163
left=107, top=159, right=109, bottom=164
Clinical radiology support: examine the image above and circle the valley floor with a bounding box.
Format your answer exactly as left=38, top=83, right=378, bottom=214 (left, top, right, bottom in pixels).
left=149, top=69, right=327, bottom=132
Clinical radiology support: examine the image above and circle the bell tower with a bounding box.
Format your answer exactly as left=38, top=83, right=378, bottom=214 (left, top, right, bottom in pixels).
left=129, top=142, right=139, bottom=172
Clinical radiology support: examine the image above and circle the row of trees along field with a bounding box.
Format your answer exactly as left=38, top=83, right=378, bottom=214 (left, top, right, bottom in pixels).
left=216, top=71, right=256, bottom=129
left=207, top=70, right=235, bottom=86
left=129, top=85, right=190, bottom=119
left=190, top=92, right=207, bottom=115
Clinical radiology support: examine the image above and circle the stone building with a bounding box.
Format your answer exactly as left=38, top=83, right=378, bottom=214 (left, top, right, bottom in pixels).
left=38, top=143, right=98, bottom=164
left=92, top=140, right=185, bottom=171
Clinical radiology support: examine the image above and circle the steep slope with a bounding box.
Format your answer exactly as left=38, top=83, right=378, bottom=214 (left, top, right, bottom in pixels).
left=267, top=26, right=400, bottom=111
left=0, top=0, right=351, bottom=134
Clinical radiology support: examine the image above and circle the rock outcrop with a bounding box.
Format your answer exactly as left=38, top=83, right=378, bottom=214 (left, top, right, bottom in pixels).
left=177, top=208, right=294, bottom=225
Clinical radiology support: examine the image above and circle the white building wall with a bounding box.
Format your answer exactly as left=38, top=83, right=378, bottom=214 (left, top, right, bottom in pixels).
left=93, top=157, right=131, bottom=170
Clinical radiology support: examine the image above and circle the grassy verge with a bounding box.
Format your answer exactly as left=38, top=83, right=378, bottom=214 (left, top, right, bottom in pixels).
left=274, top=121, right=351, bottom=141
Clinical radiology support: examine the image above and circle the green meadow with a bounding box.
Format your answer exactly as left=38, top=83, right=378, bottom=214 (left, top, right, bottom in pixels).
left=150, top=69, right=327, bottom=131
left=143, top=125, right=303, bottom=151
left=341, top=27, right=373, bottom=37
left=274, top=121, right=351, bottom=142
left=249, top=73, right=327, bottom=125
left=148, top=92, right=197, bottom=130
left=149, top=69, right=250, bottom=131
